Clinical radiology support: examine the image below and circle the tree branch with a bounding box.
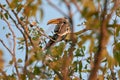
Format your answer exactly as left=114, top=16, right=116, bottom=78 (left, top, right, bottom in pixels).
left=0, top=4, right=29, bottom=75
left=71, top=0, right=82, bottom=13
left=6, top=0, right=35, bottom=49
left=0, top=39, right=13, bottom=56
left=0, top=11, right=21, bottom=79
left=88, top=0, right=119, bottom=79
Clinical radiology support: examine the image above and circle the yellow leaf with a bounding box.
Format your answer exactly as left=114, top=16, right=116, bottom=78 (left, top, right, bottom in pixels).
left=89, top=38, right=94, bottom=53
left=82, top=0, right=96, bottom=12
left=107, top=55, right=116, bottom=68
left=0, top=50, right=4, bottom=69
left=97, top=75, right=104, bottom=80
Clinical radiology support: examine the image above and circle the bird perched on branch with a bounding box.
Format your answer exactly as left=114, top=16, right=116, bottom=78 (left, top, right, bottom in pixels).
left=43, top=17, right=72, bottom=50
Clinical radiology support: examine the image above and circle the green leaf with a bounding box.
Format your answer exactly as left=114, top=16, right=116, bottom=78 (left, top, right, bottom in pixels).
left=86, top=57, right=90, bottom=63
left=39, top=8, right=44, bottom=21
left=4, top=13, right=9, bottom=19
left=73, top=61, right=78, bottom=72
left=80, top=47, right=85, bottom=56
left=75, top=47, right=85, bottom=57
left=75, top=48, right=81, bottom=57
left=2, top=26, right=5, bottom=30
left=0, top=14, right=3, bottom=19
left=17, top=59, right=23, bottom=63
left=16, top=4, right=23, bottom=13
left=116, top=6, right=120, bottom=17
left=79, top=61, right=82, bottom=71
left=51, top=42, right=65, bottom=57
left=84, top=64, right=88, bottom=69
left=34, top=66, right=40, bottom=75
left=9, top=60, right=13, bottom=65
left=116, top=26, right=120, bottom=36
left=6, top=33, right=11, bottom=38
left=113, top=51, right=120, bottom=65
left=18, top=46, right=24, bottom=50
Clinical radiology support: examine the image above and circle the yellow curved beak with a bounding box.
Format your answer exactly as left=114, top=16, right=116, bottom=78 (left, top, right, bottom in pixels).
left=47, top=18, right=63, bottom=25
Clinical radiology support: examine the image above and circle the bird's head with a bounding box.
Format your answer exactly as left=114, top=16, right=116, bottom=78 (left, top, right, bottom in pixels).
left=47, top=17, right=72, bottom=37
left=47, top=17, right=70, bottom=25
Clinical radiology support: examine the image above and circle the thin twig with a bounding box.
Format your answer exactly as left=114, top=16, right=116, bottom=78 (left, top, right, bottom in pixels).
left=35, top=26, right=56, bottom=42
left=0, top=39, right=13, bottom=56
left=64, top=0, right=72, bottom=18
left=54, top=70, right=63, bottom=80
left=5, top=0, right=36, bottom=74
left=74, top=28, right=90, bottom=35
left=72, top=0, right=82, bottom=13
left=0, top=11, right=21, bottom=79
left=6, top=0, right=35, bottom=49
left=110, top=68, right=116, bottom=80
left=47, top=0, right=69, bottom=18
left=0, top=11, right=16, bottom=55
left=0, top=4, right=29, bottom=74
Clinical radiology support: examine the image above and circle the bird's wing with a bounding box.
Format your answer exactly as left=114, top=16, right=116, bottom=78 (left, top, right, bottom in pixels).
left=43, top=34, right=58, bottom=50
left=57, top=23, right=71, bottom=36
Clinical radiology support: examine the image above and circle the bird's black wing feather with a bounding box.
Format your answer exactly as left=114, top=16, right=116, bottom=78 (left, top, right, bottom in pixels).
left=44, top=34, right=58, bottom=49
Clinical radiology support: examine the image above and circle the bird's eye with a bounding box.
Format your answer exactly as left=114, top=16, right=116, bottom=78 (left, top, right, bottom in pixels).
left=66, top=27, right=69, bottom=31
left=63, top=21, right=66, bottom=24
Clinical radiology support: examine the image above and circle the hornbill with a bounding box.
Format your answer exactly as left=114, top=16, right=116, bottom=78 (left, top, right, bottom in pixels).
left=43, top=17, right=72, bottom=50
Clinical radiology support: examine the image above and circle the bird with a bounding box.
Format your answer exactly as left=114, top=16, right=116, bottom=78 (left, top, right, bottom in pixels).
left=43, top=17, right=72, bottom=50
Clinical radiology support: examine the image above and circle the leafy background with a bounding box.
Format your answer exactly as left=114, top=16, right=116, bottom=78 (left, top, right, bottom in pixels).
left=0, top=0, right=120, bottom=80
